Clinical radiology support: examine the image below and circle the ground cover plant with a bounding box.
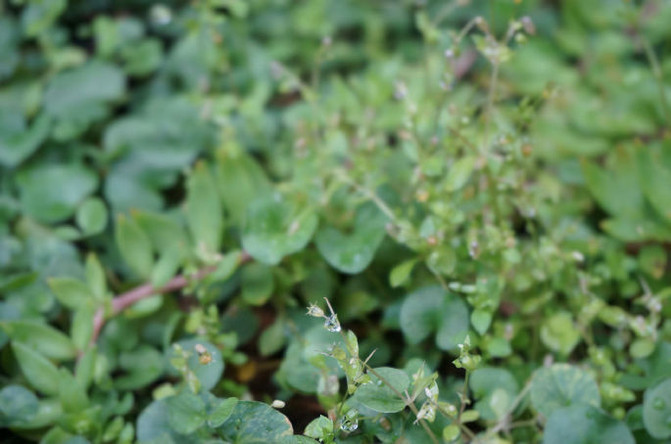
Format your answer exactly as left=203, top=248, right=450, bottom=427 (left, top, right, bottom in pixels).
left=1, top=0, right=671, bottom=442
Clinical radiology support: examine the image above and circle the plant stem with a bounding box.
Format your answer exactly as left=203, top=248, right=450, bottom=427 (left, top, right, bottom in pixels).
left=90, top=251, right=252, bottom=345
left=364, top=365, right=440, bottom=444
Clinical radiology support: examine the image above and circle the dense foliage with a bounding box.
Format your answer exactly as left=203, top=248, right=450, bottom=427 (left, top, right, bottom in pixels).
left=1, top=0, right=671, bottom=443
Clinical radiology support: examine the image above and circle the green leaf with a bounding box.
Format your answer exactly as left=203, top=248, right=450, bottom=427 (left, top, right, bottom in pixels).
left=0, top=113, right=50, bottom=168
left=185, top=162, right=223, bottom=254
left=389, top=258, right=417, bottom=288
left=115, top=214, right=154, bottom=278
left=76, top=197, right=108, bottom=235
left=543, top=405, right=635, bottom=444
left=170, top=339, right=224, bottom=392
left=316, top=203, right=387, bottom=274
left=471, top=309, right=493, bottom=335
left=442, top=424, right=460, bottom=442
left=114, top=345, right=164, bottom=391
left=136, top=399, right=180, bottom=443
left=58, top=368, right=88, bottom=412
left=445, top=156, right=476, bottom=192
left=304, top=415, right=333, bottom=440
left=242, top=193, right=318, bottom=265
left=355, top=367, right=409, bottom=413
left=17, top=163, right=98, bottom=224
left=12, top=341, right=60, bottom=396
left=241, top=263, right=275, bottom=306
left=582, top=153, right=642, bottom=219
left=2, top=320, right=77, bottom=361
left=44, top=61, right=125, bottom=140
left=85, top=253, right=107, bottom=300
left=215, top=147, right=272, bottom=225
left=259, top=318, right=287, bottom=357
left=134, top=210, right=190, bottom=255
left=639, top=146, right=671, bottom=224
left=400, top=286, right=469, bottom=351
left=166, top=391, right=207, bottom=435
left=48, top=277, right=93, bottom=310
left=151, top=246, right=182, bottom=288
left=71, top=306, right=95, bottom=350
left=470, top=367, right=519, bottom=420
left=540, top=311, right=580, bottom=355
left=643, top=378, right=671, bottom=439
left=0, top=385, right=39, bottom=426
left=217, top=401, right=293, bottom=443
left=208, top=397, right=238, bottom=428
left=530, top=364, right=600, bottom=418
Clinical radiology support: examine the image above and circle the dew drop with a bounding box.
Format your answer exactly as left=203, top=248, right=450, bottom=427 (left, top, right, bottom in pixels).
left=340, top=410, right=359, bottom=433
left=654, top=398, right=666, bottom=410
left=324, top=314, right=341, bottom=332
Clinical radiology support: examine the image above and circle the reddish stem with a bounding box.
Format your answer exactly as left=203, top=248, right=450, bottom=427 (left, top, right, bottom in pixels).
left=90, top=251, right=251, bottom=344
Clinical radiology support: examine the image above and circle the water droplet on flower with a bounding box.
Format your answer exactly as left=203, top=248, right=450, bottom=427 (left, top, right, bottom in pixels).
left=653, top=398, right=666, bottom=410
left=341, top=410, right=359, bottom=432
left=324, top=314, right=341, bottom=332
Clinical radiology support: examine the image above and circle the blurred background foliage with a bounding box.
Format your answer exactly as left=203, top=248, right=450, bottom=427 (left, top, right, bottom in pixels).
left=1, top=0, right=671, bottom=443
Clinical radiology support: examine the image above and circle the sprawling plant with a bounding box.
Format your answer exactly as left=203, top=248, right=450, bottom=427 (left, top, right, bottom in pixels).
left=1, top=0, right=671, bottom=443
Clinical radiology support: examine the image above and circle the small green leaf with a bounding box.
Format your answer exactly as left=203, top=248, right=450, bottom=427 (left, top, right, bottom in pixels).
left=185, top=162, right=223, bottom=255
left=543, top=405, right=635, bottom=444
left=217, top=401, right=293, bottom=442
left=16, top=163, right=98, bottom=224
left=540, top=311, right=580, bottom=355
left=643, top=378, right=671, bottom=439
left=170, top=339, right=224, bottom=392
left=71, top=306, right=95, bottom=350
left=58, top=368, right=88, bottom=412
left=471, top=309, right=493, bottom=335
left=215, top=147, right=272, bottom=225
left=259, top=318, right=286, bottom=357
left=530, top=364, right=600, bottom=418
left=315, top=204, right=387, bottom=274
left=150, top=246, right=182, bottom=288
left=115, top=214, right=154, bottom=278
left=136, top=399, right=179, bottom=442
left=12, top=341, right=60, bottom=396
left=445, top=156, right=476, bottom=191
left=242, top=193, right=318, bottom=265
left=400, top=286, right=469, bottom=351
left=389, top=258, right=417, bottom=288
left=85, top=253, right=107, bottom=300
left=2, top=320, right=77, bottom=361
left=0, top=385, right=39, bottom=426
left=48, top=277, right=93, bottom=310
left=208, top=397, right=238, bottom=428
left=304, top=415, right=333, bottom=440
left=241, top=263, right=274, bottom=306
left=76, top=197, right=108, bottom=235
left=442, top=424, right=460, bottom=442
left=166, top=391, right=207, bottom=435
left=355, top=367, right=409, bottom=413
left=470, top=367, right=519, bottom=421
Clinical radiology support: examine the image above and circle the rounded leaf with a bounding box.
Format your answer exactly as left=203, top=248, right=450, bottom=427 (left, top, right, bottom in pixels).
left=643, top=378, right=671, bottom=439
left=543, top=405, right=634, bottom=444
left=531, top=364, right=600, bottom=418
left=217, top=401, right=293, bottom=443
